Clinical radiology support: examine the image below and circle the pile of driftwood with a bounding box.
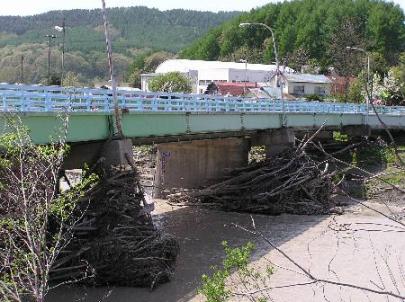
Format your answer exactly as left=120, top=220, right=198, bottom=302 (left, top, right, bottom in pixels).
left=51, top=169, right=179, bottom=289
left=170, top=146, right=336, bottom=215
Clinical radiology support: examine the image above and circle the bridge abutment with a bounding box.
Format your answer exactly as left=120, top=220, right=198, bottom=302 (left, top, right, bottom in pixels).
left=154, top=137, right=250, bottom=197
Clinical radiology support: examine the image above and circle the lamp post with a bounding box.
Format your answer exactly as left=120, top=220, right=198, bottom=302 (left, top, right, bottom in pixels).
left=239, top=59, right=248, bottom=95
left=55, top=18, right=66, bottom=85
left=346, top=46, right=370, bottom=113
left=240, top=22, right=286, bottom=124
left=44, top=34, right=57, bottom=85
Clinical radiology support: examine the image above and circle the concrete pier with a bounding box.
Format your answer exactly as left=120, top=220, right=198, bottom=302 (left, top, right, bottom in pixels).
left=252, top=128, right=296, bottom=157
left=154, top=138, right=250, bottom=196
left=63, top=139, right=134, bottom=170
left=342, top=125, right=371, bottom=139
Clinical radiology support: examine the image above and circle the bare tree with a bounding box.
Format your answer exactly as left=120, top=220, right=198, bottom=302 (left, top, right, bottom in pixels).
left=0, top=116, right=95, bottom=302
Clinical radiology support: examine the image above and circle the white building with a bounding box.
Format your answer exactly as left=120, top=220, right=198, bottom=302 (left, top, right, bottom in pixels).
left=281, top=73, right=332, bottom=97
left=266, top=73, right=332, bottom=98
left=141, top=59, right=294, bottom=93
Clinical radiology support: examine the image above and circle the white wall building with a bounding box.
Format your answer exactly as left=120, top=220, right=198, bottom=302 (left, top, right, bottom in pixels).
left=282, top=73, right=332, bottom=97
left=141, top=59, right=294, bottom=93
left=266, top=73, right=332, bottom=98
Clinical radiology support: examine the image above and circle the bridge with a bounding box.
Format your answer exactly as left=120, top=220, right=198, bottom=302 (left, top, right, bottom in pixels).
left=0, top=83, right=404, bottom=195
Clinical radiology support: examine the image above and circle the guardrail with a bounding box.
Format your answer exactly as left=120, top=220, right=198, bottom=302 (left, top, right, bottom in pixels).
left=0, top=83, right=404, bottom=115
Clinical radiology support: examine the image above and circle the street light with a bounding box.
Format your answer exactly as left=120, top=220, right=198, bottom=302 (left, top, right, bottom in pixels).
left=240, top=22, right=286, bottom=124
left=239, top=59, right=248, bottom=95
left=346, top=46, right=371, bottom=113
left=240, top=22, right=280, bottom=77
left=44, top=34, right=57, bottom=85
left=55, top=18, right=66, bottom=85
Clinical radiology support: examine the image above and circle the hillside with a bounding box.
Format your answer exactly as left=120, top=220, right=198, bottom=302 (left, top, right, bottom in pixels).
left=0, top=7, right=239, bottom=52
left=0, top=7, right=239, bottom=85
left=180, top=0, right=405, bottom=76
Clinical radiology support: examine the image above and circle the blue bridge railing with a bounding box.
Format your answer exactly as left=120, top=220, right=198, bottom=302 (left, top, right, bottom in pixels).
left=0, top=83, right=404, bottom=115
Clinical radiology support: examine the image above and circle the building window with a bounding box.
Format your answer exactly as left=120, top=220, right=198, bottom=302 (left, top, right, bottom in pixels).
left=315, top=86, right=326, bottom=95
left=293, top=85, right=305, bottom=95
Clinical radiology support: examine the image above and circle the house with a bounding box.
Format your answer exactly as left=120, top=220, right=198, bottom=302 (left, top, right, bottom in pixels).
left=205, top=82, right=259, bottom=96
left=141, top=59, right=294, bottom=93
left=271, top=73, right=332, bottom=97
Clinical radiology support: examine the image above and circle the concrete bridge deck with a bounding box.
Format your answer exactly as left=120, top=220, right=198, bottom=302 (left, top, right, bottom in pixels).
left=0, top=84, right=404, bottom=144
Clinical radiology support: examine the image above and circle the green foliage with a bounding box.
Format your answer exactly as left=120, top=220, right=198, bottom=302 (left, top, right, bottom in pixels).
left=51, top=172, right=99, bottom=220
left=126, top=51, right=174, bottom=88
left=305, top=94, right=324, bottom=102
left=199, top=241, right=275, bottom=301
left=0, top=8, right=238, bottom=85
left=222, top=241, right=254, bottom=272
left=149, top=72, right=192, bottom=93
left=62, top=71, right=81, bottom=87
left=347, top=77, right=365, bottom=103
left=199, top=242, right=255, bottom=302
left=373, top=67, right=405, bottom=105
left=0, top=8, right=239, bottom=53
left=333, top=131, right=349, bottom=142
left=198, top=241, right=273, bottom=302
left=181, top=0, right=405, bottom=71
left=200, top=268, right=230, bottom=302
left=0, top=119, right=98, bottom=301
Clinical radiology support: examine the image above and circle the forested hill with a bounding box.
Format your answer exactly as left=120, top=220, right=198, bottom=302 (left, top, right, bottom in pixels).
left=0, top=7, right=239, bottom=85
left=0, top=7, right=239, bottom=52
left=180, top=0, right=405, bottom=75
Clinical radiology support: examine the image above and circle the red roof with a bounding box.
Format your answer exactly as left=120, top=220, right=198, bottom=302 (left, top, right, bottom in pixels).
left=215, top=82, right=258, bottom=96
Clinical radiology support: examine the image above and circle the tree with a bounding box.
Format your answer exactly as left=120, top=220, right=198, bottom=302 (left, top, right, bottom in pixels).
left=143, top=51, right=173, bottom=72
left=182, top=0, right=405, bottom=70
left=328, top=17, right=366, bottom=77
left=372, top=68, right=405, bottom=106
left=347, top=76, right=365, bottom=103
left=62, top=71, right=80, bottom=87
left=284, top=47, right=310, bottom=73
left=0, top=117, right=96, bottom=302
left=126, top=51, right=174, bottom=88
left=149, top=72, right=192, bottom=93
left=127, top=68, right=142, bottom=88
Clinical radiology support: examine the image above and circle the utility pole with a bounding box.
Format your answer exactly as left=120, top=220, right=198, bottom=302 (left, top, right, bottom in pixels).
left=101, top=0, right=123, bottom=137
left=45, top=34, right=56, bottom=85
left=20, top=55, right=24, bottom=83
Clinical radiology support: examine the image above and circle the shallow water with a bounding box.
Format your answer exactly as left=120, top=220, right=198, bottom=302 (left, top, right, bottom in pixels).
left=47, top=199, right=405, bottom=302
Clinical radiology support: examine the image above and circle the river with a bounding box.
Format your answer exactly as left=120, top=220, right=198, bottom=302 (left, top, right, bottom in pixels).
left=47, top=197, right=405, bottom=302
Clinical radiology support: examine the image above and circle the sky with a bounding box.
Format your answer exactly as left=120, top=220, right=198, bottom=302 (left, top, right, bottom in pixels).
left=0, top=0, right=403, bottom=16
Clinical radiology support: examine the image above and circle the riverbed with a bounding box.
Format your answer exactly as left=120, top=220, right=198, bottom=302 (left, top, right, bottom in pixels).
left=48, top=196, right=405, bottom=302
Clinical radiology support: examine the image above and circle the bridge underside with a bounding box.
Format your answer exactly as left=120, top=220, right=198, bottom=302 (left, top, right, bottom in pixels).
left=1, top=111, right=404, bottom=196
left=0, top=112, right=404, bottom=145
left=63, top=125, right=401, bottom=197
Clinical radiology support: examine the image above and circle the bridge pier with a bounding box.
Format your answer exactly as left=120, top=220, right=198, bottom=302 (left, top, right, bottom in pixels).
left=342, top=125, right=371, bottom=140
left=252, top=128, right=296, bottom=157
left=63, top=139, right=134, bottom=170
left=154, top=137, right=250, bottom=197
